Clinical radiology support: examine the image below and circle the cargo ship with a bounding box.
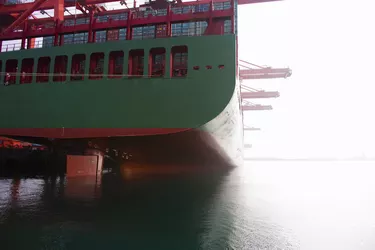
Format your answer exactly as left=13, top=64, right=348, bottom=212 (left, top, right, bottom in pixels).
left=0, top=0, right=245, bottom=168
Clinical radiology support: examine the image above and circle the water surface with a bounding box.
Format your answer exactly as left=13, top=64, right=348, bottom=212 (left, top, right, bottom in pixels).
left=1, top=161, right=374, bottom=249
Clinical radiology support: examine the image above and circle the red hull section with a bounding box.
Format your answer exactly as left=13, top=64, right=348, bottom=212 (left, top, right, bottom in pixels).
left=0, top=128, right=189, bottom=138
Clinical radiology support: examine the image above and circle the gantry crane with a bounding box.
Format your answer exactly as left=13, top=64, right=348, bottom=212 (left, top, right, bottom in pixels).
left=241, top=85, right=279, bottom=99
left=240, top=59, right=292, bottom=144
left=243, top=126, right=260, bottom=131
left=242, top=100, right=272, bottom=111
left=239, top=59, right=291, bottom=113
left=239, top=60, right=292, bottom=80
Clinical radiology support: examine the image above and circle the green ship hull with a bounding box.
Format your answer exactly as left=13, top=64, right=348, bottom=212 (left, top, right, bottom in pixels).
left=0, top=35, right=243, bottom=167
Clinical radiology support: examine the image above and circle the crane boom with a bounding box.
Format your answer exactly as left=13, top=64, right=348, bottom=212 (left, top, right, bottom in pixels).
left=241, top=91, right=280, bottom=98
left=244, top=127, right=261, bottom=131
left=242, top=105, right=273, bottom=111
left=240, top=68, right=292, bottom=80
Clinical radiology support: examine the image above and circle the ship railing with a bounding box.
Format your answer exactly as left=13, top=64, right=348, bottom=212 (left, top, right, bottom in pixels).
left=1, top=40, right=53, bottom=52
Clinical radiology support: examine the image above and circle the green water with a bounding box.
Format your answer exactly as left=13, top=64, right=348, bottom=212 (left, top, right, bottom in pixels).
left=2, top=161, right=374, bottom=250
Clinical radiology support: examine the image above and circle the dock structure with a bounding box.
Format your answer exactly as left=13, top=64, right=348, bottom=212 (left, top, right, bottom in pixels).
left=239, top=60, right=292, bottom=147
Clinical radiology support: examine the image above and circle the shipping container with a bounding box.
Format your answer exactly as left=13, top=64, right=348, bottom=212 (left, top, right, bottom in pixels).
left=195, top=21, right=208, bottom=36
left=74, top=32, right=88, bottom=44
left=63, top=34, right=73, bottom=44
left=182, top=22, right=190, bottom=36
left=97, top=13, right=128, bottom=22
left=132, top=25, right=155, bottom=40
left=44, top=22, right=55, bottom=29
left=63, top=18, right=89, bottom=27
left=171, top=7, right=182, bottom=14
left=171, top=23, right=182, bottom=37
left=171, top=21, right=207, bottom=37
left=223, top=2, right=231, bottom=9
left=155, top=9, right=167, bottom=16
left=213, top=1, right=231, bottom=10
left=96, top=15, right=109, bottom=23
left=182, top=6, right=194, bottom=14
left=156, top=24, right=167, bottom=38
left=111, top=13, right=128, bottom=21
left=134, top=11, right=145, bottom=19
left=63, top=19, right=75, bottom=27
left=119, top=28, right=127, bottom=40
left=132, top=27, right=143, bottom=40
left=224, top=19, right=232, bottom=34
left=42, top=36, right=54, bottom=48
left=64, top=32, right=88, bottom=44
left=143, top=25, right=155, bottom=39
left=213, top=2, right=221, bottom=10
left=107, top=29, right=119, bottom=41
left=95, top=30, right=106, bottom=43
left=75, top=18, right=89, bottom=25
left=195, top=4, right=209, bottom=12
left=4, top=0, right=17, bottom=5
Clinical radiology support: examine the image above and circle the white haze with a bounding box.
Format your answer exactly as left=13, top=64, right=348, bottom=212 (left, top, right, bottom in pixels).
left=239, top=0, right=375, bottom=158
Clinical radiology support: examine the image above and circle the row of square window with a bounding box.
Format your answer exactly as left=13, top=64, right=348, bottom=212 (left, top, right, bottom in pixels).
left=0, top=47, right=190, bottom=84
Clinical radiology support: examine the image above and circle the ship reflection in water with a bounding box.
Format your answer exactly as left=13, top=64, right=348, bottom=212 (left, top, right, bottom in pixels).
left=2, top=161, right=375, bottom=249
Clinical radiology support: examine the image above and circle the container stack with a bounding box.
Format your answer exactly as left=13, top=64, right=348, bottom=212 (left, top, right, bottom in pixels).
left=63, top=32, right=88, bottom=44
left=107, top=29, right=119, bottom=41
left=42, top=36, right=54, bottom=48
left=156, top=24, right=167, bottom=38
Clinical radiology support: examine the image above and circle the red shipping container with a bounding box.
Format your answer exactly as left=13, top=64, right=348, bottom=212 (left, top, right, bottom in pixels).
left=107, top=29, right=119, bottom=41
left=156, top=24, right=167, bottom=38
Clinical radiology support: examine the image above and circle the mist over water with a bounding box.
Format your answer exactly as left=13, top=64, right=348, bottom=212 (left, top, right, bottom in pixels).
left=1, top=161, right=375, bottom=249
